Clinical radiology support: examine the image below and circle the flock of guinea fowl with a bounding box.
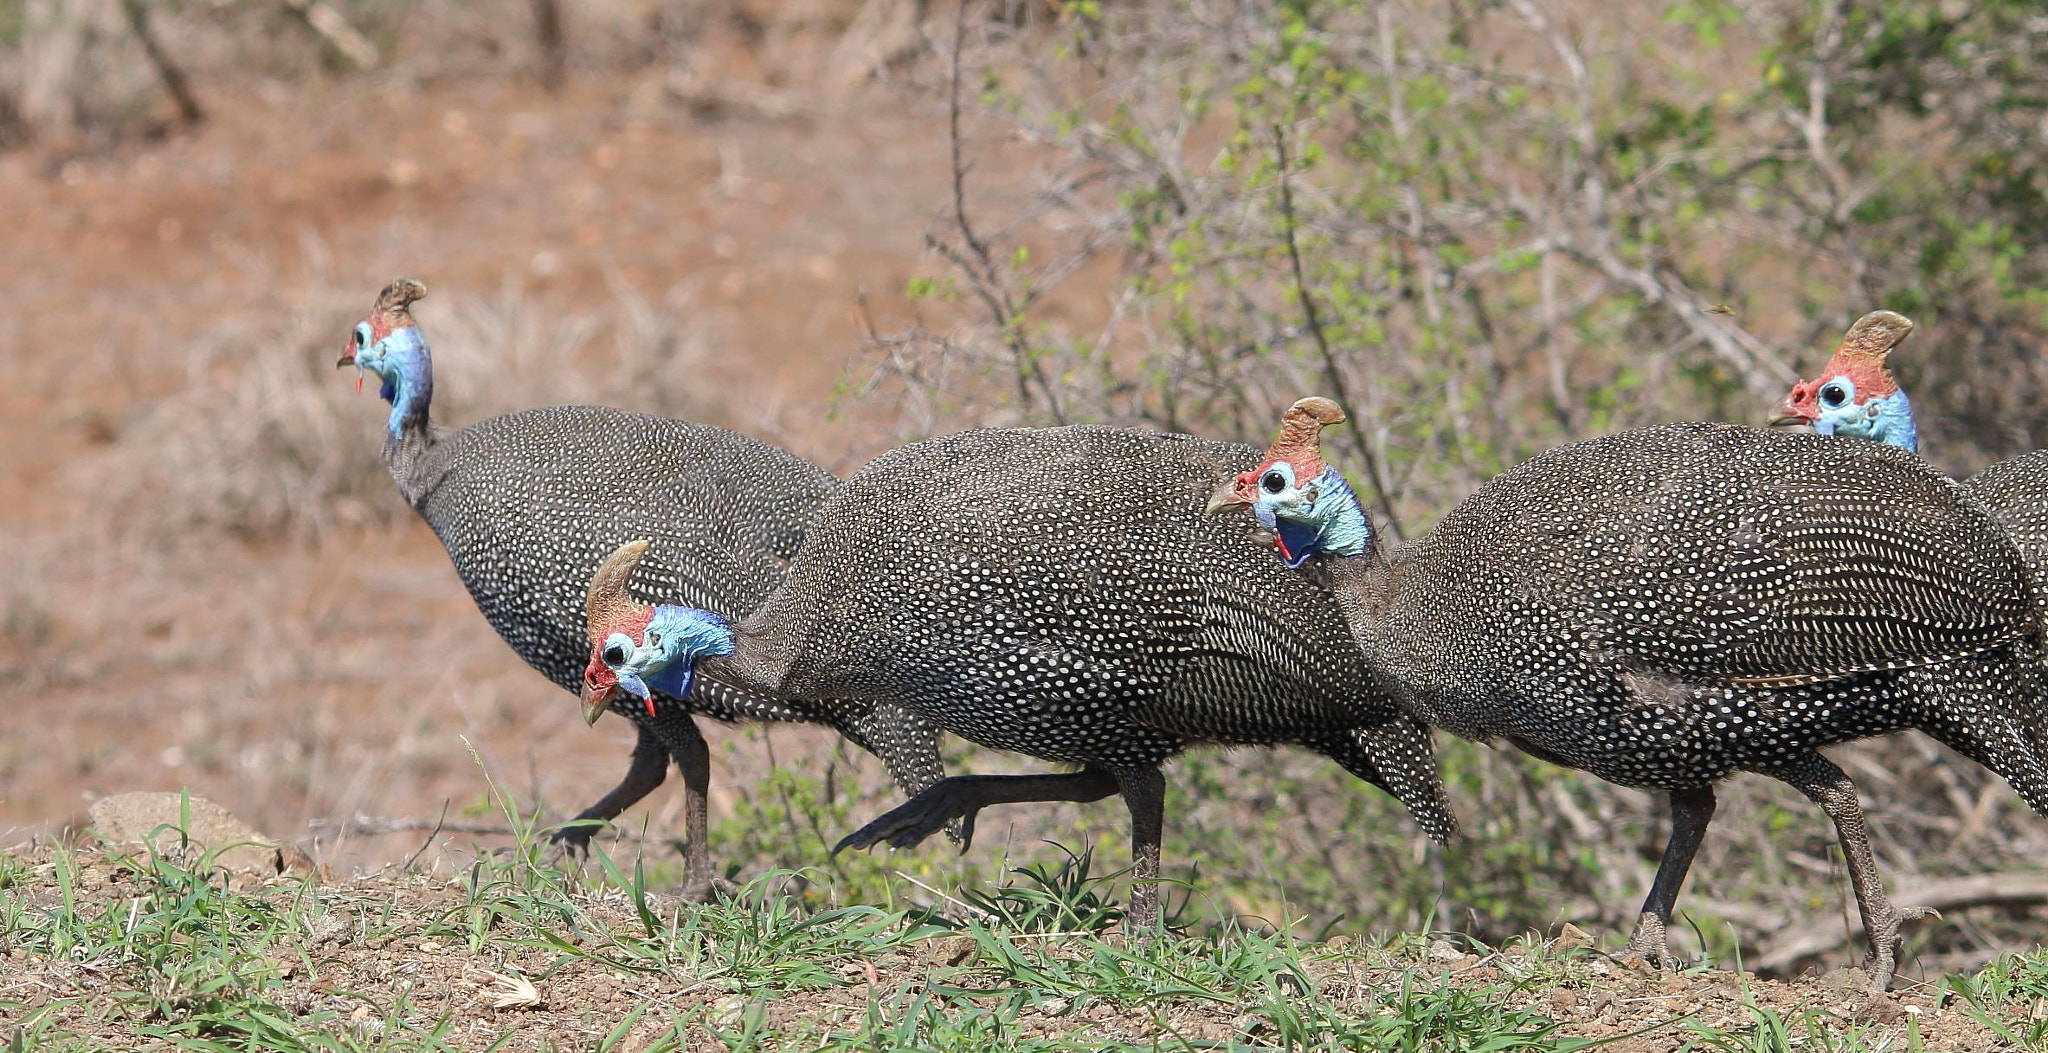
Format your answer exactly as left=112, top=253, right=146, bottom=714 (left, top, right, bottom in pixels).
left=337, top=275, right=2046, bottom=992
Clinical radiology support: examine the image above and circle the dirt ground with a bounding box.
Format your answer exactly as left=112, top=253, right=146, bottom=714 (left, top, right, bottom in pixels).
left=0, top=840, right=2028, bottom=1052
left=0, top=10, right=987, bottom=868
left=7, top=7, right=2048, bottom=1047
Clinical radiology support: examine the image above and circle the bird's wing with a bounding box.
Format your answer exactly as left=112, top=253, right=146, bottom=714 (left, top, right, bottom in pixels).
left=1543, top=459, right=2036, bottom=687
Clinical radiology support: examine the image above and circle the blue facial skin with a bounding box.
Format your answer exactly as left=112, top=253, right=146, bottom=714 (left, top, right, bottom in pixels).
left=351, top=322, right=434, bottom=439
left=1813, top=375, right=1918, bottom=453
left=613, top=607, right=736, bottom=703
left=1252, top=463, right=1372, bottom=566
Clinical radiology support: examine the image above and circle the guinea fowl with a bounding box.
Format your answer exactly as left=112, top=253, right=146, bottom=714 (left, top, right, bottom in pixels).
left=1211, top=397, right=2048, bottom=990
left=337, top=277, right=946, bottom=899
left=580, top=424, right=1457, bottom=925
left=1777, top=309, right=2048, bottom=570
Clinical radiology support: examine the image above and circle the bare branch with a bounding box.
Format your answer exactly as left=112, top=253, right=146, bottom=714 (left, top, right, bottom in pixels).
left=120, top=0, right=203, bottom=128
left=279, top=0, right=380, bottom=71
left=1750, top=872, right=2048, bottom=973
left=1272, top=123, right=1406, bottom=541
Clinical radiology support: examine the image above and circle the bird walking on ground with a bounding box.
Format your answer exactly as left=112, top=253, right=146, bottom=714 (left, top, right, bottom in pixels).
left=338, top=276, right=945, bottom=899
left=1776, top=309, right=2048, bottom=573
left=581, top=424, right=1456, bottom=926
left=1211, top=397, right=2048, bottom=989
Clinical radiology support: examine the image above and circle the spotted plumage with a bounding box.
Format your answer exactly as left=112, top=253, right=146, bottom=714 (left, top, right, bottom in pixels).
left=1778, top=310, right=2048, bottom=581
left=1221, top=399, right=2048, bottom=991
left=338, top=277, right=945, bottom=899
left=583, top=424, right=1456, bottom=926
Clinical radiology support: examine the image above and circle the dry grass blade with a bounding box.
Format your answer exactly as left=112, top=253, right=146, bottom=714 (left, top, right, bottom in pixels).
left=482, top=969, right=544, bottom=1010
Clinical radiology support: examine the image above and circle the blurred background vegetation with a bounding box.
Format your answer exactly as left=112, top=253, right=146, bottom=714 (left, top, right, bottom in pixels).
left=6, top=0, right=2048, bottom=987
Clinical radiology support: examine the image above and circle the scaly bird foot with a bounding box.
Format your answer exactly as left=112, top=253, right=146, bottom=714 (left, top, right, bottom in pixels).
left=1623, top=912, right=1690, bottom=972
left=1860, top=904, right=1938, bottom=993
left=835, top=787, right=982, bottom=855
left=672, top=872, right=739, bottom=904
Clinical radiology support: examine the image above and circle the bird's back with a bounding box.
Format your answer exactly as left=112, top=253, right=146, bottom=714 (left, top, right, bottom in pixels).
left=1380, top=422, right=2036, bottom=730
left=744, top=426, right=1401, bottom=747
left=1965, top=449, right=2048, bottom=572
left=403, top=405, right=835, bottom=702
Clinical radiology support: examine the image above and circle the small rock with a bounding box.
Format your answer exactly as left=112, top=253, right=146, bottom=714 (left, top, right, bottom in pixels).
left=1427, top=939, right=1462, bottom=962
left=711, top=993, right=749, bottom=1029
left=1549, top=989, right=1580, bottom=1010
left=923, top=935, right=977, bottom=968
left=88, top=793, right=321, bottom=879
left=1553, top=923, right=1592, bottom=952
left=1815, top=966, right=1873, bottom=1001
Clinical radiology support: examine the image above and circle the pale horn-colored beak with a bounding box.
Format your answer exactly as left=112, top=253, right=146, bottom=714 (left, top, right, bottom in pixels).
left=1767, top=396, right=1810, bottom=430
left=582, top=680, right=613, bottom=726
left=1206, top=482, right=1249, bottom=516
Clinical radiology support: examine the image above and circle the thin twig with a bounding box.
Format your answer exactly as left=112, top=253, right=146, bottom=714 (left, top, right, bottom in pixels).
left=1272, top=123, right=1405, bottom=541
left=279, top=0, right=380, bottom=70
left=936, top=0, right=1067, bottom=423
left=310, top=815, right=538, bottom=837
left=403, top=801, right=450, bottom=871
left=120, top=0, right=203, bottom=128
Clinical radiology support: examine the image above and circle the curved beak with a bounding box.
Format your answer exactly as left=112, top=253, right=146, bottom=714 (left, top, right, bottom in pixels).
left=582, top=681, right=614, bottom=726
left=1768, top=394, right=1812, bottom=430
left=1206, top=476, right=1254, bottom=516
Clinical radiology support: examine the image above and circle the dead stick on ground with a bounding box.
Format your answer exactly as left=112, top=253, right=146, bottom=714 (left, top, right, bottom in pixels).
left=280, top=0, right=379, bottom=70
left=1749, top=872, right=2048, bottom=973
left=309, top=815, right=652, bottom=842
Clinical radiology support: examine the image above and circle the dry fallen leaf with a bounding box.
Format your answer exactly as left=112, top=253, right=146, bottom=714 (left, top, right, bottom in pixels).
left=483, top=970, right=543, bottom=1010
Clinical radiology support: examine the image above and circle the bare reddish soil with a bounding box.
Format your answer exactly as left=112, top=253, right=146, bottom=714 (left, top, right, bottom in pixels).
left=0, top=24, right=973, bottom=863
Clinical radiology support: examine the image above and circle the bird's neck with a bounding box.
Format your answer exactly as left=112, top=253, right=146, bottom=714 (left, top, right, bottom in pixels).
left=644, top=606, right=796, bottom=701
left=1315, top=543, right=1397, bottom=651
left=1868, top=390, right=1919, bottom=453
left=375, top=330, right=435, bottom=447
left=372, top=333, right=439, bottom=496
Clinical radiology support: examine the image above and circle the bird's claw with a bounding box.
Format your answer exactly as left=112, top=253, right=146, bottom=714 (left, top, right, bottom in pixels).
left=1622, top=913, right=1692, bottom=972
left=672, top=873, right=739, bottom=904
left=1857, top=904, right=1935, bottom=992
left=835, top=796, right=977, bottom=855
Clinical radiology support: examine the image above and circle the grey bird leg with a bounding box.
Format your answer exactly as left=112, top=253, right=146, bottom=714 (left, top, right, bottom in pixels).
left=1624, top=784, right=1716, bottom=969
left=665, top=717, right=719, bottom=902
left=546, top=726, right=669, bottom=862
left=835, top=769, right=1120, bottom=855
left=1766, top=752, right=1930, bottom=992
left=1115, top=764, right=1168, bottom=930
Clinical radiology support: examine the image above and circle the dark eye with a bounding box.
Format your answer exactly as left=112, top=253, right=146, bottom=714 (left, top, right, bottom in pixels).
left=1260, top=471, right=1287, bottom=494
left=1820, top=384, right=1846, bottom=407
left=645, top=632, right=661, bottom=649
left=602, top=644, right=626, bottom=666
left=354, top=326, right=368, bottom=349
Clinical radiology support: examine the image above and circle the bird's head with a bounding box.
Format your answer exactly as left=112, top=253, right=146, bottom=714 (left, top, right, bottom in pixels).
left=1205, top=396, right=1371, bottom=567
left=1773, top=310, right=1919, bottom=452
left=338, top=277, right=431, bottom=407
left=581, top=540, right=734, bottom=726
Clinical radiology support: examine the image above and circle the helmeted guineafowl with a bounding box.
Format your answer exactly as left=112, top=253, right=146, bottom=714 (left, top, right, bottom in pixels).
left=1212, top=397, right=2048, bottom=990
left=579, top=424, right=1457, bottom=926
left=337, top=276, right=946, bottom=899
left=1777, top=309, right=2048, bottom=571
